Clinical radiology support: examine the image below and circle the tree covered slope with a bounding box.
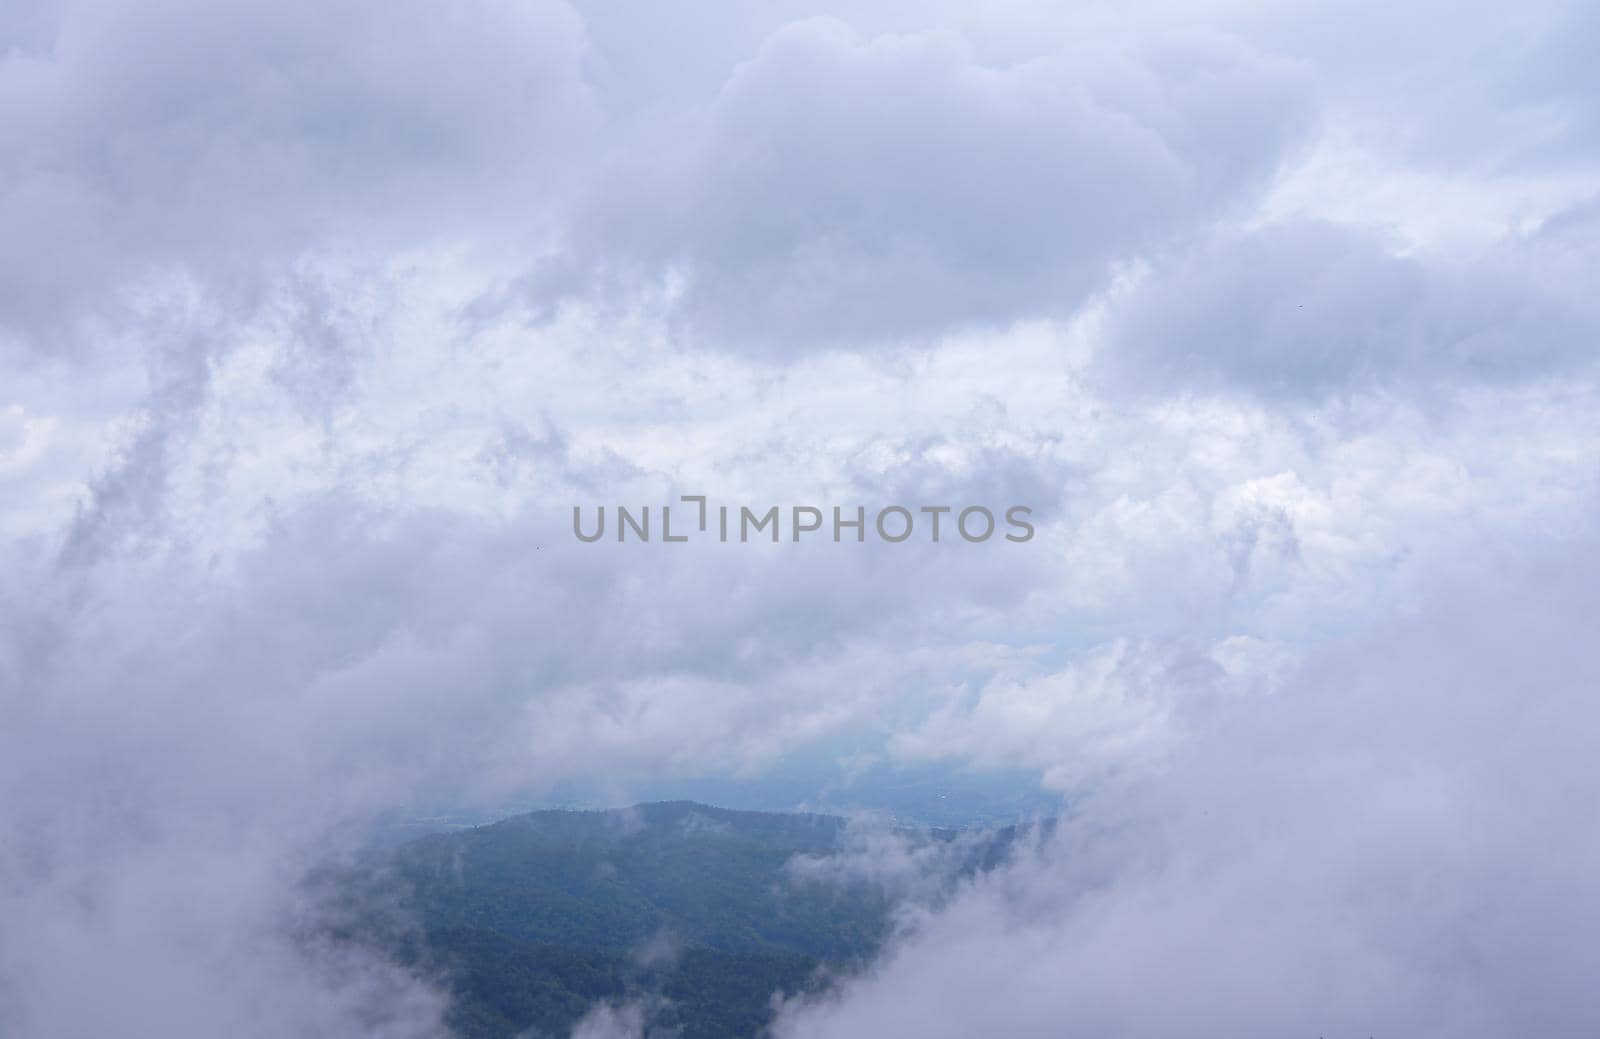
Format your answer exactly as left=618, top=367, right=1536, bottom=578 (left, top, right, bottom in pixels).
left=355, top=801, right=1029, bottom=1038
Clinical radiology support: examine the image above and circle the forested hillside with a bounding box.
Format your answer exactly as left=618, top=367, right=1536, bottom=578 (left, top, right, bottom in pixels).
left=347, top=802, right=1028, bottom=1038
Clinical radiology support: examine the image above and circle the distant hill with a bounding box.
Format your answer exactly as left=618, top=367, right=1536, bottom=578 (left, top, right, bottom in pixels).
left=340, top=801, right=1034, bottom=1038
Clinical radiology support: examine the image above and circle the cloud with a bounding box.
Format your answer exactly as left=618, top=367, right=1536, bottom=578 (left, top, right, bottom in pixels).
left=0, top=842, right=450, bottom=1037
left=567, top=998, right=664, bottom=1039
left=3, top=1, right=1600, bottom=1036
left=1098, top=214, right=1600, bottom=396
left=774, top=537, right=1600, bottom=1037
left=535, top=17, right=1313, bottom=352
left=888, top=637, right=1282, bottom=793
left=7, top=243, right=1599, bottom=1032
left=0, top=0, right=595, bottom=344
left=786, top=812, right=1027, bottom=914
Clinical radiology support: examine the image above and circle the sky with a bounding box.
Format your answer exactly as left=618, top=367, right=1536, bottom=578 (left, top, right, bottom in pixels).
left=2, top=0, right=1599, bottom=1035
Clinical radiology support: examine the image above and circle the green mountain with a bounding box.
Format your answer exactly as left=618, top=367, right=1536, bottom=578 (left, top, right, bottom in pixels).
left=341, top=801, right=1031, bottom=1038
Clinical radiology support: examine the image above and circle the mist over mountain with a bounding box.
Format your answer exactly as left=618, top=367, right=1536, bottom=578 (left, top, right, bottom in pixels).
left=337, top=802, right=1032, bottom=1038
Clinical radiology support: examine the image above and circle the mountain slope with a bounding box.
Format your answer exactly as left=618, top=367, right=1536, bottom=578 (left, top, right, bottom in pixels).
left=354, top=802, right=1027, bottom=1038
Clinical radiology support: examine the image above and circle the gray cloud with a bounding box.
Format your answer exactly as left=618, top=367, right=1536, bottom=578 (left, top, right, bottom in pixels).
left=776, top=535, right=1600, bottom=1037
left=1099, top=213, right=1600, bottom=396
left=532, top=18, right=1313, bottom=352
left=0, top=0, right=595, bottom=344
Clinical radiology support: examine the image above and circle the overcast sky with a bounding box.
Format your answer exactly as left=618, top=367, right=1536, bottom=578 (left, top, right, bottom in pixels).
left=3, top=1, right=1599, bottom=1036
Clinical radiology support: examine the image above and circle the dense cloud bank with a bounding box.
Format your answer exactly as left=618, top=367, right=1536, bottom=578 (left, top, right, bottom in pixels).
left=536, top=17, right=1313, bottom=351
left=777, top=542, right=1600, bottom=1037
left=2, top=0, right=1598, bottom=1036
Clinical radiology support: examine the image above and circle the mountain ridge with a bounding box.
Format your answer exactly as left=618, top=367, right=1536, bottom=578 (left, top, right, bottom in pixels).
left=347, top=799, right=1038, bottom=1037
